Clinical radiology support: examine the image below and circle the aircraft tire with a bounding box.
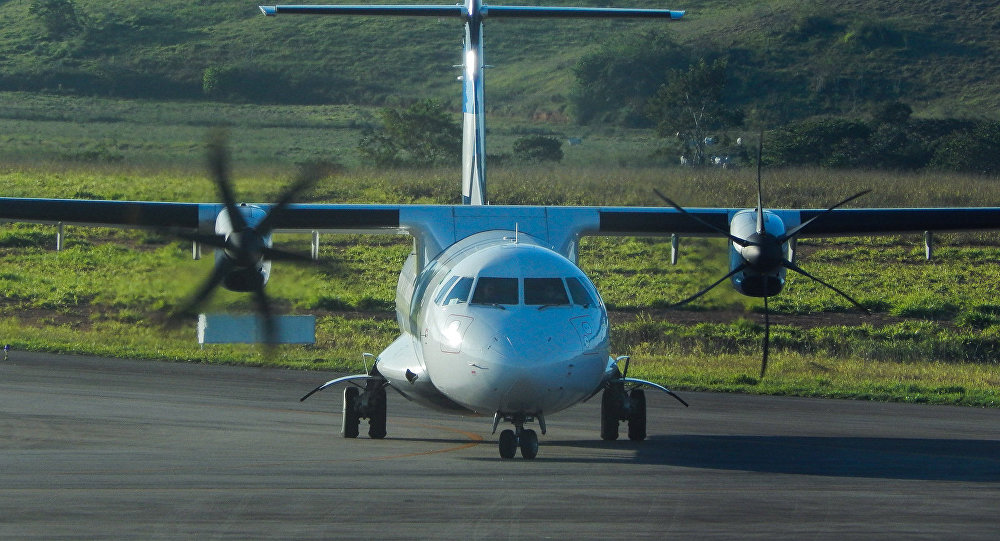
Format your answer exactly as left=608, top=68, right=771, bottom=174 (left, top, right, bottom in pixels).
left=520, top=429, right=539, bottom=459
left=342, top=386, right=360, bottom=438
left=600, top=387, right=620, bottom=441
left=627, top=389, right=647, bottom=441
left=498, top=429, right=517, bottom=459
left=367, top=386, right=387, bottom=439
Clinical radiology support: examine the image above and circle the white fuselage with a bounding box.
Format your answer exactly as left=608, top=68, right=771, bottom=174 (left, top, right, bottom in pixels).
left=375, top=230, right=612, bottom=418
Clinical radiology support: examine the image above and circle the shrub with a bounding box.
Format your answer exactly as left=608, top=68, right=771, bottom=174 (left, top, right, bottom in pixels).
left=358, top=100, right=460, bottom=167
left=512, top=136, right=563, bottom=163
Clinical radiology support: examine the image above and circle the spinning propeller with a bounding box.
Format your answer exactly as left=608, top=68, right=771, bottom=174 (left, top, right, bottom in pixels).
left=656, top=134, right=870, bottom=378
left=170, top=130, right=322, bottom=345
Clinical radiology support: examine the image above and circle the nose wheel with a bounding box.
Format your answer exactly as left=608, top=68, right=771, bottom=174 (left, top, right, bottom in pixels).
left=495, top=414, right=541, bottom=459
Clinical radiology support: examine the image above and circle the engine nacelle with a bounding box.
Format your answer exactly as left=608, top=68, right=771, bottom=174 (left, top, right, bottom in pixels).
left=213, top=204, right=272, bottom=292
left=728, top=209, right=790, bottom=298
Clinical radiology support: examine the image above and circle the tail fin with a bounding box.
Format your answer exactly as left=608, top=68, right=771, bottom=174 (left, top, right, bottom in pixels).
left=261, top=2, right=684, bottom=205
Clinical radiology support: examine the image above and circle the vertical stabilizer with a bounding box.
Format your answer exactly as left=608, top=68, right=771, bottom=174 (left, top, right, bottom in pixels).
left=462, top=0, right=488, bottom=205
left=261, top=3, right=684, bottom=206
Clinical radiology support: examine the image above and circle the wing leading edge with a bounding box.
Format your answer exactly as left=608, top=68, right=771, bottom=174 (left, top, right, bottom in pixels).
left=595, top=207, right=1000, bottom=237
left=2, top=198, right=999, bottom=241
left=0, top=198, right=403, bottom=235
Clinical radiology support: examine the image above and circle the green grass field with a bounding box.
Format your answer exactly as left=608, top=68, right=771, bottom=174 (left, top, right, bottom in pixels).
left=1, top=153, right=998, bottom=407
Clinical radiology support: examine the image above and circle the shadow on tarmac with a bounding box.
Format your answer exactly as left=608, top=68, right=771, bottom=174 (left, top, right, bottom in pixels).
left=526, top=434, right=1000, bottom=481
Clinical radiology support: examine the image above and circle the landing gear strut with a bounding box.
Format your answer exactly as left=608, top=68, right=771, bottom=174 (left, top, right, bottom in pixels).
left=600, top=381, right=647, bottom=441
left=342, top=375, right=388, bottom=439
left=495, top=413, right=542, bottom=459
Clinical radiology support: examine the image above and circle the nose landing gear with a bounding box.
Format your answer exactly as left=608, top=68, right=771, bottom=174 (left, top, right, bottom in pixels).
left=494, top=413, right=542, bottom=459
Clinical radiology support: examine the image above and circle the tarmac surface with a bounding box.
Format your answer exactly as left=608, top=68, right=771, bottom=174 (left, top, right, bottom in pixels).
left=2, top=351, right=999, bottom=539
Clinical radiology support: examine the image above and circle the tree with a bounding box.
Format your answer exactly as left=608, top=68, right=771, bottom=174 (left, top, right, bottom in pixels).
left=766, top=118, right=872, bottom=168
left=570, top=32, right=686, bottom=127
left=867, top=101, right=928, bottom=170
left=647, top=59, right=744, bottom=165
left=29, top=0, right=84, bottom=39
left=358, top=100, right=460, bottom=167
left=930, top=122, right=1000, bottom=175
left=512, top=136, right=563, bottom=163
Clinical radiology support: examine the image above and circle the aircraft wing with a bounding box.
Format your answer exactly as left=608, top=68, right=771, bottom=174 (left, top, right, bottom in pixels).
left=2, top=198, right=999, bottom=243
left=0, top=198, right=206, bottom=230
left=593, top=207, right=1000, bottom=237
left=0, top=198, right=406, bottom=235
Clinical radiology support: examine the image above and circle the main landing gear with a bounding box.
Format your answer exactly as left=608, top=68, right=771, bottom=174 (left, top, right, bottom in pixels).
left=601, top=381, right=647, bottom=441
left=494, top=413, right=543, bottom=459
left=599, top=355, right=689, bottom=441
left=342, top=375, right=388, bottom=439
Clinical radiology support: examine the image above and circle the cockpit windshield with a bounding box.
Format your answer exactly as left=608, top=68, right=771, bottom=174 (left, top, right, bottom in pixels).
left=524, top=278, right=569, bottom=306
left=440, top=273, right=598, bottom=308
left=566, top=277, right=597, bottom=307
left=439, top=276, right=474, bottom=305
left=471, top=277, right=518, bottom=305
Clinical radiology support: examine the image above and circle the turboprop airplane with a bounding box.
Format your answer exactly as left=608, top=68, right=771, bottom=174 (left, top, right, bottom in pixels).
left=2, top=2, right=1000, bottom=459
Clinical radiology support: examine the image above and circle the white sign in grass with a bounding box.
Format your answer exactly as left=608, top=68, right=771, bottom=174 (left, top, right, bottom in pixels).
left=197, top=314, right=315, bottom=345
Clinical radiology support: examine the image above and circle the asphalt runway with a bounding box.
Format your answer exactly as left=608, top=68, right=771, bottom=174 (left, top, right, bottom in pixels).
left=2, top=351, right=999, bottom=539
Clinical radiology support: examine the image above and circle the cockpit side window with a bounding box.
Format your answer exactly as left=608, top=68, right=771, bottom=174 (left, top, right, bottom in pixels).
left=566, top=277, right=597, bottom=307
left=471, top=277, right=519, bottom=305
left=434, top=275, right=460, bottom=305
left=440, top=277, right=474, bottom=305
left=524, top=278, right=569, bottom=306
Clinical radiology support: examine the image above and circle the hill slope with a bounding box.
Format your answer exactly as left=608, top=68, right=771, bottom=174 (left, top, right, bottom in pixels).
left=0, top=1, right=998, bottom=121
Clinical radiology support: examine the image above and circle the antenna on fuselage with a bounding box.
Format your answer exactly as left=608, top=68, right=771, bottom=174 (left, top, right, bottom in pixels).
left=260, top=2, right=684, bottom=205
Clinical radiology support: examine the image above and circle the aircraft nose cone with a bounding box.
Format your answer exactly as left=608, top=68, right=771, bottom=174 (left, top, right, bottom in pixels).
left=447, top=314, right=606, bottom=415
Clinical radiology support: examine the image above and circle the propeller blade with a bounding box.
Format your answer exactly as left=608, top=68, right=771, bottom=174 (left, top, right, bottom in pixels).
left=256, top=163, right=324, bottom=235
left=207, top=129, right=248, bottom=232
left=783, top=260, right=870, bottom=314
left=170, top=230, right=228, bottom=250
left=672, top=264, right=746, bottom=307
left=761, top=296, right=770, bottom=378
left=253, top=286, right=277, bottom=347
left=781, top=190, right=872, bottom=242
left=261, top=245, right=315, bottom=263
left=171, top=258, right=233, bottom=321
left=653, top=188, right=754, bottom=247
left=755, top=129, right=765, bottom=235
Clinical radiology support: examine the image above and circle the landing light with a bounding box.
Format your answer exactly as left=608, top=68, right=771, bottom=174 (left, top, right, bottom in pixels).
left=443, top=319, right=464, bottom=349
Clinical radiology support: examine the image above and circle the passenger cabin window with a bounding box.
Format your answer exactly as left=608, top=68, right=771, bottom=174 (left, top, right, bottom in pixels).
left=566, top=277, right=597, bottom=307
left=440, top=277, right=473, bottom=305
left=524, top=278, right=569, bottom=306
left=471, top=277, right=518, bottom=305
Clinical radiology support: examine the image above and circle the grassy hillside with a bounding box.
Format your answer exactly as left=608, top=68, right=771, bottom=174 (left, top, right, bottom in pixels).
left=1, top=0, right=999, bottom=122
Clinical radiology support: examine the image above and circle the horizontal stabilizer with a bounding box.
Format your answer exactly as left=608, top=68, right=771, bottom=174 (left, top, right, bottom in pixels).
left=260, top=5, right=463, bottom=17
left=484, top=6, right=684, bottom=19
left=260, top=4, right=684, bottom=19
